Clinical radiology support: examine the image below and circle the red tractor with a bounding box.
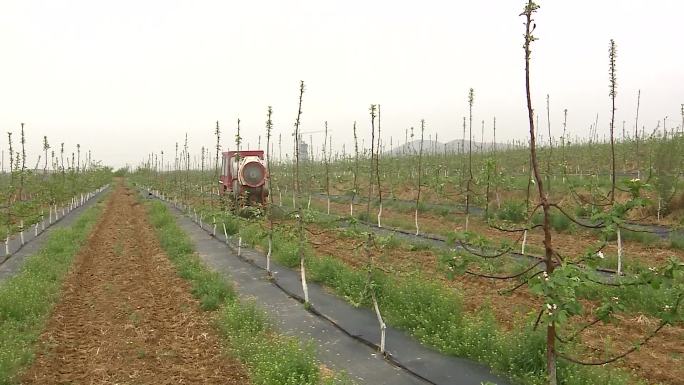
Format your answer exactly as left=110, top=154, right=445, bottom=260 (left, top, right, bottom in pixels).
left=219, top=150, right=269, bottom=205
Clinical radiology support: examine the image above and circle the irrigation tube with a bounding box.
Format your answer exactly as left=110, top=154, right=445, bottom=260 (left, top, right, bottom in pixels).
left=143, top=187, right=440, bottom=385
left=282, top=195, right=625, bottom=278
left=311, top=192, right=681, bottom=240
left=346, top=217, right=629, bottom=280
left=0, top=184, right=110, bottom=265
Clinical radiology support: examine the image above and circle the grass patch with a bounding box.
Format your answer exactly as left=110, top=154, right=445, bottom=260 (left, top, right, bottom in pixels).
left=0, top=196, right=106, bottom=384
left=496, top=201, right=527, bottom=223
left=144, top=199, right=350, bottom=385
left=532, top=211, right=574, bottom=232
left=669, top=233, right=684, bottom=250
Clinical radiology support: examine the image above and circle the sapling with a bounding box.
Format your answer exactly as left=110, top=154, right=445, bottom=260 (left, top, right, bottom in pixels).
left=160, top=150, right=165, bottom=193
left=608, top=39, right=618, bottom=202
left=323, top=121, right=330, bottom=215
left=351, top=122, right=359, bottom=216
left=376, top=105, right=383, bottom=227
left=561, top=109, right=567, bottom=182
left=174, top=142, right=179, bottom=192
left=605, top=39, right=626, bottom=270
left=235, top=118, right=242, bottom=255
left=60, top=143, right=65, bottom=182
left=466, top=89, right=475, bottom=231
left=520, top=3, right=561, bottom=383
left=70, top=152, right=76, bottom=197
left=6, top=133, right=14, bottom=239
left=43, top=136, right=50, bottom=174
left=19, top=124, right=26, bottom=202
left=367, top=105, right=377, bottom=220
left=293, top=81, right=310, bottom=305
left=546, top=95, right=553, bottom=194
left=266, top=106, right=274, bottom=274
left=201, top=145, right=206, bottom=207
left=183, top=134, right=189, bottom=203
left=415, top=120, right=425, bottom=235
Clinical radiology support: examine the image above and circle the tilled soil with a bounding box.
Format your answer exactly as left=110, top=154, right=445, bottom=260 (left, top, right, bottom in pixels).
left=21, top=184, right=249, bottom=384
left=305, top=222, right=684, bottom=385
left=303, top=193, right=684, bottom=267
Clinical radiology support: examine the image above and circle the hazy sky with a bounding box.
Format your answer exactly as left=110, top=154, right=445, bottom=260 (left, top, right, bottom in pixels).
left=1, top=0, right=682, bottom=168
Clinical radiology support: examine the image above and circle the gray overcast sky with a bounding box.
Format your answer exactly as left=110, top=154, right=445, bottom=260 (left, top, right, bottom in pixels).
left=0, top=0, right=682, bottom=168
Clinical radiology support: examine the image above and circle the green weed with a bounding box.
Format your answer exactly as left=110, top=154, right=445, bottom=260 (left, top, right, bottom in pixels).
left=0, top=198, right=104, bottom=384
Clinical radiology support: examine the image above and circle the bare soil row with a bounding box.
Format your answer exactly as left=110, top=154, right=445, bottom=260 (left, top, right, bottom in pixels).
left=21, top=184, right=248, bottom=384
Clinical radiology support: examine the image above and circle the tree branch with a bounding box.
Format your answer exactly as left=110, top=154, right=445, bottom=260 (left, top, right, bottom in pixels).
left=550, top=203, right=605, bottom=229
left=556, top=320, right=667, bottom=366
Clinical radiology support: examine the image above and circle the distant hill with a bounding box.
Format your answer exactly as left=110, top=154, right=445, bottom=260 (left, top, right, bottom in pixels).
left=385, top=139, right=517, bottom=156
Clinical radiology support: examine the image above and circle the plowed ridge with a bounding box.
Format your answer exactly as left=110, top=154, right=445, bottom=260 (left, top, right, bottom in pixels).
left=21, top=185, right=248, bottom=384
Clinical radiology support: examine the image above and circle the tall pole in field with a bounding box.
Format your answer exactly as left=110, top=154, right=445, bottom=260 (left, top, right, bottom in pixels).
left=351, top=122, right=359, bottom=217
left=608, top=39, right=618, bottom=202
left=43, top=136, right=50, bottom=174
left=266, top=106, right=274, bottom=274
left=466, top=89, right=474, bottom=231
left=293, top=81, right=309, bottom=305
left=415, top=120, right=424, bottom=235
left=323, top=121, right=330, bottom=215
left=376, top=104, right=383, bottom=227
left=522, top=2, right=557, bottom=383
left=634, top=90, right=641, bottom=177
left=367, top=105, right=376, bottom=220
left=215, top=121, right=221, bottom=193
left=546, top=94, right=552, bottom=194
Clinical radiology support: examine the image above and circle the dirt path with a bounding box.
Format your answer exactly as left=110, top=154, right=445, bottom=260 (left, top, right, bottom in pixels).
left=21, top=184, right=249, bottom=384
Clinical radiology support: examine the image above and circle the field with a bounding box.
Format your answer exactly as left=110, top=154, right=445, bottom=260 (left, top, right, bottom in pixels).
left=130, top=128, right=684, bottom=385
left=1, top=1, right=683, bottom=385
left=121, top=34, right=684, bottom=384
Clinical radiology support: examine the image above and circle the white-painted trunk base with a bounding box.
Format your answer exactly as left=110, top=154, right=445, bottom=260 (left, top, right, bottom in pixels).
left=414, top=209, right=419, bottom=235
left=266, top=237, right=272, bottom=273
left=616, top=227, right=623, bottom=276
left=377, top=202, right=383, bottom=228
left=372, top=291, right=386, bottom=353
left=301, top=258, right=310, bottom=304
